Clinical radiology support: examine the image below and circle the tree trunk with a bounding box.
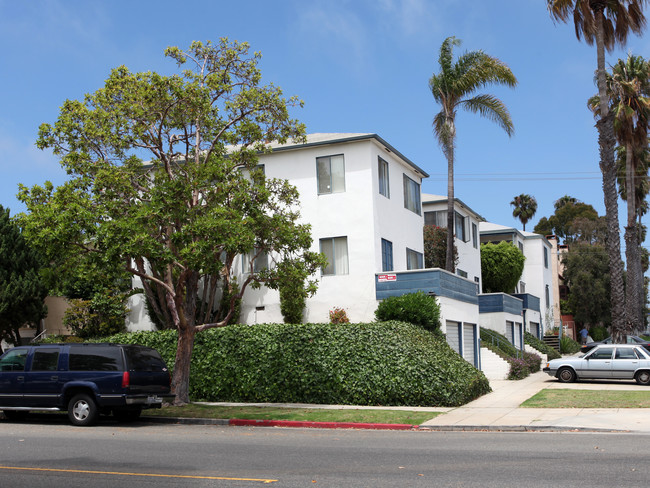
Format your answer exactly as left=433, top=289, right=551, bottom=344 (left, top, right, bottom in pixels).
left=624, top=142, right=642, bottom=334
left=593, top=7, right=626, bottom=343
left=445, top=124, right=456, bottom=273
left=171, top=321, right=196, bottom=405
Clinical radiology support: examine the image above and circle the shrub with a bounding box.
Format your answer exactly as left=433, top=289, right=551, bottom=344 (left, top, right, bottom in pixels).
left=560, top=335, right=581, bottom=354
left=589, top=325, right=609, bottom=342
left=100, top=321, right=491, bottom=407
left=507, top=357, right=529, bottom=380
left=329, top=307, right=349, bottom=324
left=63, top=291, right=128, bottom=339
left=523, top=351, right=541, bottom=372
left=374, top=291, right=441, bottom=332
left=524, top=331, right=561, bottom=360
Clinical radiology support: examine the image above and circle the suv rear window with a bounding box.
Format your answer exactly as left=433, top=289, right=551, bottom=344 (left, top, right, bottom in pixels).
left=123, top=346, right=167, bottom=372
left=69, top=346, right=123, bottom=371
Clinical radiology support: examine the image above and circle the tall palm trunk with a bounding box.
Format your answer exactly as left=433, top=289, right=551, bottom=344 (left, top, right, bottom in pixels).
left=625, top=143, right=642, bottom=332
left=445, top=122, right=456, bottom=273
left=593, top=5, right=627, bottom=342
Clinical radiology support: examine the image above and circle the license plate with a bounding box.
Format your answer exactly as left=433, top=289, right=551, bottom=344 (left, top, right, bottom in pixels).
left=147, top=396, right=163, bottom=404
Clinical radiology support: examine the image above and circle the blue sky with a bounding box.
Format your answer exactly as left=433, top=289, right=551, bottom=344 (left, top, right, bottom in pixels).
left=2, top=0, right=649, bottom=245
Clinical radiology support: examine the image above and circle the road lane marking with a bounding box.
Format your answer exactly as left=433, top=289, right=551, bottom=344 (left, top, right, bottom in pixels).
left=0, top=466, right=277, bottom=483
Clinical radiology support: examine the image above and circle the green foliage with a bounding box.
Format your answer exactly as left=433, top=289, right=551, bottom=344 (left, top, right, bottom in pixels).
left=276, top=255, right=326, bottom=324
left=510, top=194, right=537, bottom=231
left=533, top=196, right=601, bottom=243
left=329, top=307, right=349, bottom=324
left=480, top=242, right=525, bottom=293
left=589, top=325, right=609, bottom=341
left=524, top=331, right=561, bottom=360
left=560, top=335, right=581, bottom=354
left=562, top=242, right=611, bottom=327
left=63, top=291, right=129, bottom=339
left=374, top=292, right=441, bottom=332
left=100, top=322, right=491, bottom=407
left=423, top=225, right=457, bottom=269
left=0, top=206, right=48, bottom=346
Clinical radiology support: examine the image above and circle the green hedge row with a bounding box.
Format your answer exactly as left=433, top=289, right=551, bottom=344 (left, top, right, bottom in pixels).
left=101, top=321, right=491, bottom=407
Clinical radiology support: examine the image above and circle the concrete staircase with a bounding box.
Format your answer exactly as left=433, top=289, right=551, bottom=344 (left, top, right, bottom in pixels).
left=479, top=347, right=509, bottom=380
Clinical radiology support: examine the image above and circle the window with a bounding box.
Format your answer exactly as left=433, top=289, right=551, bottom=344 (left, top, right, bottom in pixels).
left=589, top=347, right=614, bottom=360
left=518, top=241, right=524, bottom=252
left=381, top=238, right=393, bottom=272
left=239, top=164, right=265, bottom=181
left=320, top=237, right=349, bottom=275
left=545, top=285, right=550, bottom=309
left=31, top=349, right=60, bottom=371
left=317, top=155, right=345, bottom=194
left=406, top=248, right=423, bottom=270
left=0, top=348, right=27, bottom=372
left=472, top=223, right=478, bottom=249
left=424, top=210, right=446, bottom=227
left=69, top=346, right=123, bottom=371
left=403, top=175, right=421, bottom=215
left=378, top=157, right=390, bottom=198
left=455, top=212, right=468, bottom=242
left=519, top=281, right=525, bottom=293
left=457, top=269, right=468, bottom=278
left=544, top=247, right=549, bottom=268
left=242, top=248, right=269, bottom=274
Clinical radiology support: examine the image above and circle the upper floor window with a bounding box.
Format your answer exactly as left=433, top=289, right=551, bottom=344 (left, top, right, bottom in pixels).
left=403, top=175, right=421, bottom=215
left=544, top=247, right=549, bottom=268
left=378, top=157, right=390, bottom=198
left=455, top=212, right=468, bottom=242
left=406, top=248, right=423, bottom=270
left=472, top=223, right=478, bottom=249
left=320, top=237, right=349, bottom=275
left=317, top=155, right=345, bottom=194
left=242, top=248, right=269, bottom=274
left=381, top=238, right=393, bottom=272
left=424, top=210, right=446, bottom=227
left=239, top=164, right=265, bottom=181
left=457, top=269, right=468, bottom=278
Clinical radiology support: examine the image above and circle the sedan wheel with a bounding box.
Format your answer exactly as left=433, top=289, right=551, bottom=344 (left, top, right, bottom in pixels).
left=635, top=370, right=650, bottom=386
left=557, top=367, right=576, bottom=383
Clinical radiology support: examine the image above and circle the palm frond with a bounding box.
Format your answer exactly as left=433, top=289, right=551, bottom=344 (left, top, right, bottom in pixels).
left=460, top=94, right=515, bottom=136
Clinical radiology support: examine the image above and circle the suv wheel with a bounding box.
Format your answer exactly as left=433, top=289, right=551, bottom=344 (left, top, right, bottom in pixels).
left=68, top=393, right=99, bottom=426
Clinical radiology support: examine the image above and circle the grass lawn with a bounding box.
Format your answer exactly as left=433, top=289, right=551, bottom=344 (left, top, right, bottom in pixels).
left=521, top=389, right=650, bottom=408
left=143, top=403, right=440, bottom=425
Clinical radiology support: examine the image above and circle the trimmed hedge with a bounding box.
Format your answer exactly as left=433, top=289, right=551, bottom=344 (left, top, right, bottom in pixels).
left=100, top=321, right=490, bottom=407
left=524, top=332, right=561, bottom=360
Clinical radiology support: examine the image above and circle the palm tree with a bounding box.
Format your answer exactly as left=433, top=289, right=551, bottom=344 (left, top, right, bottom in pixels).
left=430, top=37, right=517, bottom=272
left=547, top=0, right=648, bottom=342
left=511, top=194, right=538, bottom=231
left=591, top=54, right=650, bottom=332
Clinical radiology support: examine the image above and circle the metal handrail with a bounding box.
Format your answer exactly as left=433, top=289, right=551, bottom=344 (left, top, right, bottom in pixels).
left=480, top=328, right=523, bottom=359
left=30, top=330, right=47, bottom=343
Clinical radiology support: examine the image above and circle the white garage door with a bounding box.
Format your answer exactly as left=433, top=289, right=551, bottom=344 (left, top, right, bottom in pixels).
left=463, top=323, right=477, bottom=367
left=446, top=321, right=461, bottom=355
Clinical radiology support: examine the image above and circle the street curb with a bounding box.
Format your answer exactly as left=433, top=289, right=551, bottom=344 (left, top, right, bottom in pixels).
left=141, top=417, right=629, bottom=433
left=143, top=416, right=417, bottom=430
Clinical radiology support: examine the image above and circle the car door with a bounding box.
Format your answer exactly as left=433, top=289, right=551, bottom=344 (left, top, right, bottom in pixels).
left=0, top=348, right=29, bottom=406
left=582, top=347, right=614, bottom=379
left=23, top=347, right=62, bottom=407
left=611, top=347, right=640, bottom=379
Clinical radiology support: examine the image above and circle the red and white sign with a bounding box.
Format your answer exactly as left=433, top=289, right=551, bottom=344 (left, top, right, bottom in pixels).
left=377, top=274, right=397, bottom=282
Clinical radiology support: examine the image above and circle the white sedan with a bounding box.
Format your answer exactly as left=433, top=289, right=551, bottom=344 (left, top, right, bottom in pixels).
left=543, top=344, right=650, bottom=385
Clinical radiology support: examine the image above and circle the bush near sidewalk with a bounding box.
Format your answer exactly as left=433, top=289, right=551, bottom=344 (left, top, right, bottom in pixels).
left=524, top=331, right=561, bottom=360
left=100, top=321, right=490, bottom=407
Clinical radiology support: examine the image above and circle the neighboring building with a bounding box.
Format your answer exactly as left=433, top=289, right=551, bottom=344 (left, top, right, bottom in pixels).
left=421, top=194, right=484, bottom=290
left=479, top=222, right=554, bottom=334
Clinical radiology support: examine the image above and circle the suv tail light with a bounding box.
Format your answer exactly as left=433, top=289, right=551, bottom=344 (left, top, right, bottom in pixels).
left=122, top=371, right=130, bottom=388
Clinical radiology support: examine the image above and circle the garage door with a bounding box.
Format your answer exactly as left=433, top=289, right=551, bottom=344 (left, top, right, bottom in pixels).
left=463, top=323, right=477, bottom=367
left=514, top=323, right=522, bottom=349
left=506, top=321, right=514, bottom=344
left=529, top=322, right=540, bottom=339
left=446, top=321, right=461, bottom=355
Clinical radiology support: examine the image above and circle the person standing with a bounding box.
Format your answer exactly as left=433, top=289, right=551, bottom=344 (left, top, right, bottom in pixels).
left=579, top=327, right=589, bottom=345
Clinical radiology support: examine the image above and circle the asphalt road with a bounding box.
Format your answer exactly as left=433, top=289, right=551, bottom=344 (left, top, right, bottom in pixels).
left=2, top=419, right=650, bottom=487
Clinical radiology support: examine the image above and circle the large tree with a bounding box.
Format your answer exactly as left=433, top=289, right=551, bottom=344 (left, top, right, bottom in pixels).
left=423, top=225, right=458, bottom=269
left=19, top=39, right=323, bottom=404
left=0, top=206, right=48, bottom=349
left=429, top=36, right=517, bottom=272
left=510, top=194, right=538, bottom=231
left=589, top=54, right=650, bottom=332
left=547, top=0, right=648, bottom=342
left=533, top=196, right=600, bottom=242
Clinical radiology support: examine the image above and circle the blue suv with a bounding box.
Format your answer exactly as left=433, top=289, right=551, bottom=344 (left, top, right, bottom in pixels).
left=0, top=343, right=174, bottom=426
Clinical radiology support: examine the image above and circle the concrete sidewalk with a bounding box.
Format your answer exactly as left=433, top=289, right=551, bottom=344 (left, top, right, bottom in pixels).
left=420, top=371, right=650, bottom=432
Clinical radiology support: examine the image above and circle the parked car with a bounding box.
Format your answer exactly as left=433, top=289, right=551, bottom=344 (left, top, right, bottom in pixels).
left=580, top=335, right=650, bottom=354
left=543, top=344, right=650, bottom=385
left=0, top=343, right=174, bottom=426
